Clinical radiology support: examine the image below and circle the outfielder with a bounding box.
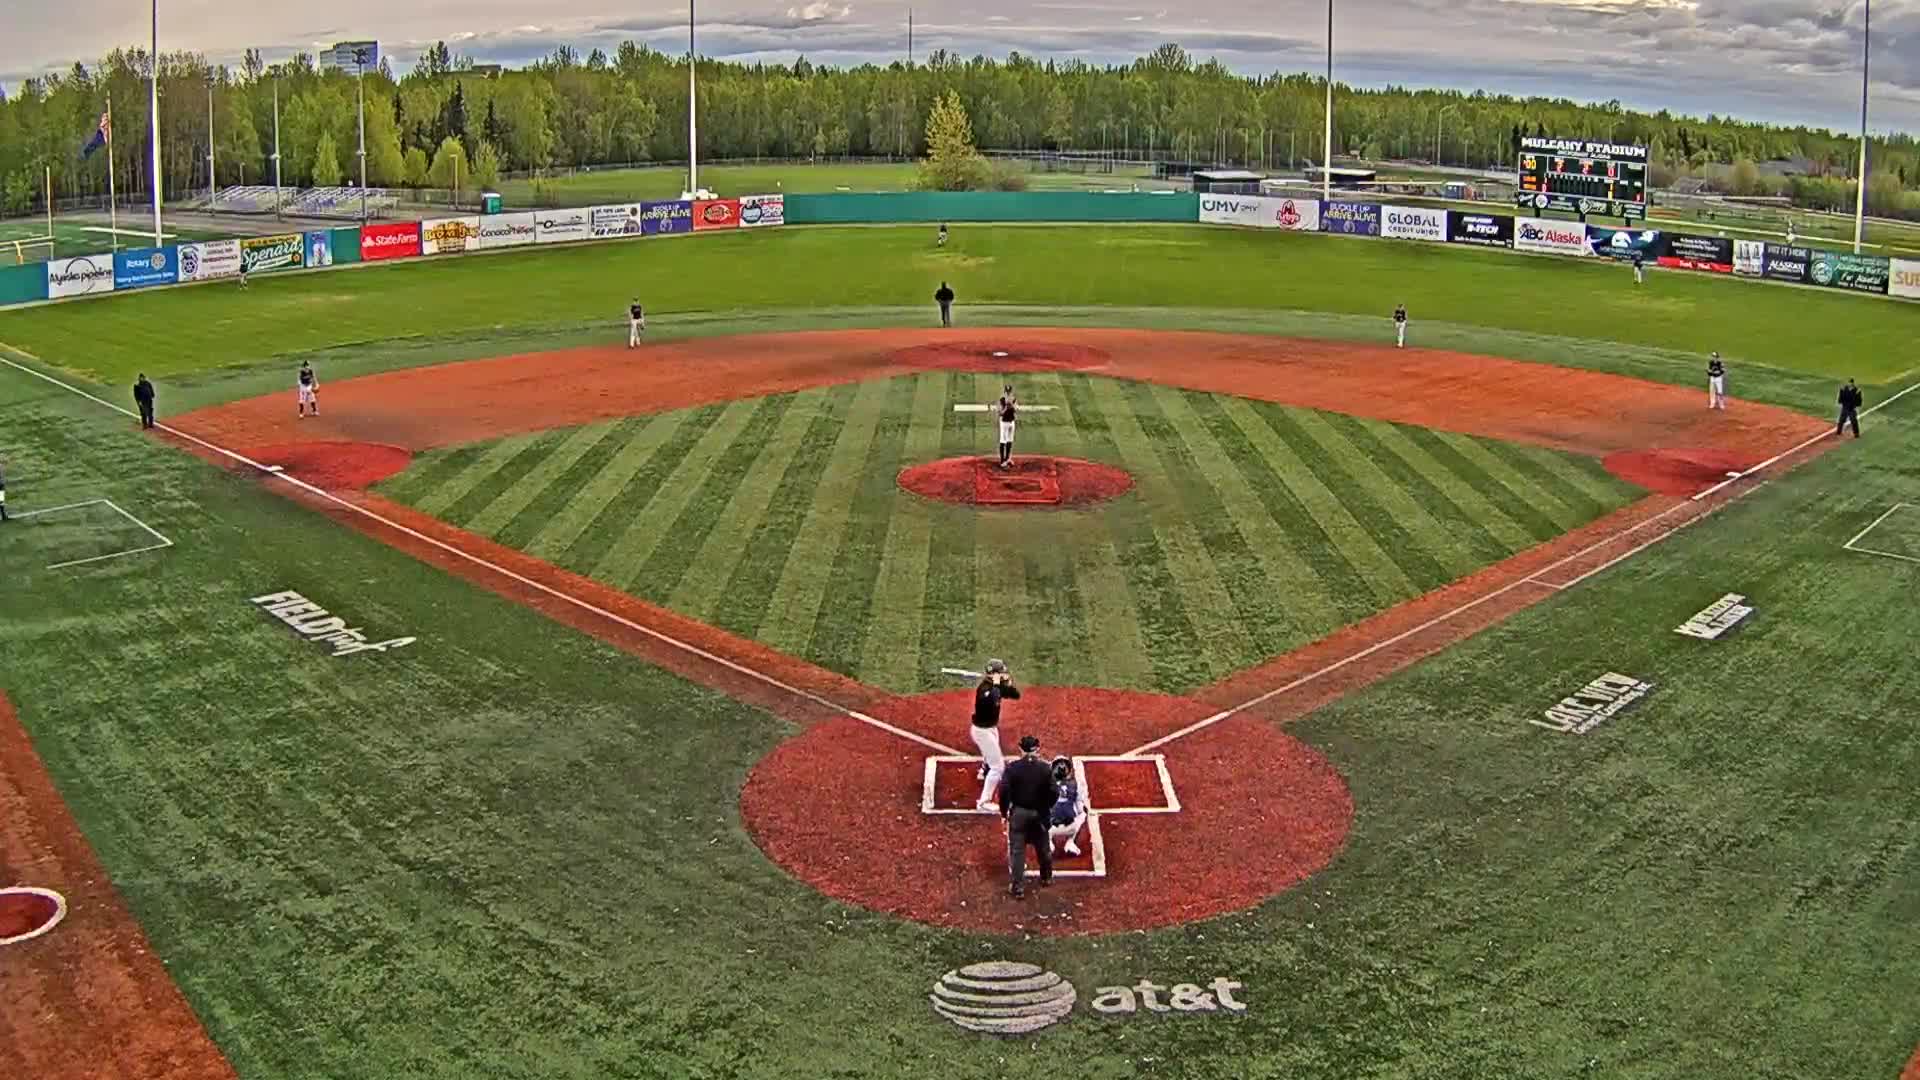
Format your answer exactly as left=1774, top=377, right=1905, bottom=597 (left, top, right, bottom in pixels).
left=1707, top=352, right=1727, bottom=410
left=0, top=456, right=10, bottom=522
left=1393, top=303, right=1408, bottom=348
left=970, top=659, right=1020, bottom=811
left=1047, top=756, right=1088, bottom=856
left=996, top=384, right=1017, bottom=469
left=627, top=298, right=646, bottom=348
left=297, top=360, right=320, bottom=417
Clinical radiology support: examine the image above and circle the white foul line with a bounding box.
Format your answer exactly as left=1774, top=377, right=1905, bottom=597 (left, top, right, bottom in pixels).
left=1842, top=503, right=1920, bottom=564
left=1842, top=502, right=1912, bottom=550
left=1692, top=379, right=1920, bottom=501
left=0, top=354, right=963, bottom=757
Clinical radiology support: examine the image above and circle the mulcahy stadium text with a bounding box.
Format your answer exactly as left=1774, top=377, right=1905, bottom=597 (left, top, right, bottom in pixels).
left=251, top=590, right=416, bottom=657
left=1534, top=672, right=1654, bottom=735
left=1675, top=593, right=1755, bottom=640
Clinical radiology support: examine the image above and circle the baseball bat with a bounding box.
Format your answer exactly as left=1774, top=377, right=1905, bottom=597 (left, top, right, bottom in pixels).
left=940, top=667, right=984, bottom=679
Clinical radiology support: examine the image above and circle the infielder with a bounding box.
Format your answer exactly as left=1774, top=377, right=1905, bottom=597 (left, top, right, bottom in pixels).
left=1393, top=303, right=1408, bottom=348
left=1707, top=352, right=1727, bottom=410
left=627, top=298, right=646, bottom=348
left=1632, top=251, right=1646, bottom=285
left=1047, top=756, right=1088, bottom=856
left=996, top=384, right=1017, bottom=469
left=970, top=659, right=1020, bottom=811
left=297, top=360, right=320, bottom=417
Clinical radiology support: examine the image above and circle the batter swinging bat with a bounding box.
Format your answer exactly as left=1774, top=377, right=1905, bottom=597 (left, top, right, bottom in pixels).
left=941, top=667, right=984, bottom=680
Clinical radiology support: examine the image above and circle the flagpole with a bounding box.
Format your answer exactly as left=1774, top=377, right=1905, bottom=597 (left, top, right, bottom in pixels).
left=272, top=77, right=282, bottom=219
left=688, top=0, right=698, bottom=196
left=106, top=95, right=119, bottom=250
left=149, top=0, right=164, bottom=246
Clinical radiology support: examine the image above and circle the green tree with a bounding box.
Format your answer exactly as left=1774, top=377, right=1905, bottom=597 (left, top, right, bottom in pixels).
left=402, top=146, right=429, bottom=186
left=427, top=135, right=468, bottom=191
left=917, top=90, right=985, bottom=191
left=1728, top=157, right=1761, bottom=196
left=311, top=129, right=343, bottom=186
left=471, top=140, right=502, bottom=189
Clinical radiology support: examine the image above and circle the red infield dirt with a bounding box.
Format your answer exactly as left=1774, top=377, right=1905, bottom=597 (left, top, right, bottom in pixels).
left=898, top=454, right=1135, bottom=508
left=1903, top=1045, right=1920, bottom=1080
left=159, top=328, right=1833, bottom=937
left=0, top=693, right=238, bottom=1080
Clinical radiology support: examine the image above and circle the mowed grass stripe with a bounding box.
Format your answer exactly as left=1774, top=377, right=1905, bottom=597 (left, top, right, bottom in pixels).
left=913, top=376, right=986, bottom=682
left=1425, top=430, right=1576, bottom=538
left=858, top=373, right=950, bottom=689
left=1514, top=443, right=1640, bottom=510
left=412, top=432, right=549, bottom=518
left=757, top=379, right=893, bottom=655
left=968, top=372, right=1040, bottom=676
left=1477, top=438, right=1616, bottom=523
left=377, top=443, right=488, bottom=506
left=594, top=397, right=771, bottom=589
left=668, top=388, right=832, bottom=620
left=1282, top=407, right=1479, bottom=583
left=495, top=417, right=645, bottom=550
left=808, top=378, right=918, bottom=676
left=1366, top=421, right=1541, bottom=551
left=436, top=429, right=571, bottom=528
left=1089, top=377, right=1251, bottom=680
left=626, top=394, right=796, bottom=599
left=526, top=403, right=698, bottom=553
left=465, top=421, right=627, bottom=540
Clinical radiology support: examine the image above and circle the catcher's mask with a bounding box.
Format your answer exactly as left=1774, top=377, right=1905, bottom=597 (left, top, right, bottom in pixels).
left=1050, top=756, right=1071, bottom=783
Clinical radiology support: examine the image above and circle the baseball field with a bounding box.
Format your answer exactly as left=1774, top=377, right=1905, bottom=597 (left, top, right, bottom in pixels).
left=2, top=222, right=1918, bottom=1079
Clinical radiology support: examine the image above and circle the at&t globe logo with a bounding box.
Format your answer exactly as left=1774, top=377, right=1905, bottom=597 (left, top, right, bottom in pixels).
left=930, top=962, right=1076, bottom=1033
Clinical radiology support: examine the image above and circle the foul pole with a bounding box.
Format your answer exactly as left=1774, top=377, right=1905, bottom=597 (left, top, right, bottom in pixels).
left=106, top=94, right=119, bottom=249
left=688, top=0, right=699, bottom=196
left=1322, top=0, right=1334, bottom=202
left=1853, top=0, right=1871, bottom=254
left=149, top=0, right=164, bottom=245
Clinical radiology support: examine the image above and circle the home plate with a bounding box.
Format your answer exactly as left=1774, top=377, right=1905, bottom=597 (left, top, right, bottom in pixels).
left=991, top=350, right=1009, bottom=357
left=954, top=404, right=1057, bottom=413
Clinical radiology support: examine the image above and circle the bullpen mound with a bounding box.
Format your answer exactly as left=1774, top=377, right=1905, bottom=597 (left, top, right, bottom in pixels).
left=898, top=455, right=1134, bottom=508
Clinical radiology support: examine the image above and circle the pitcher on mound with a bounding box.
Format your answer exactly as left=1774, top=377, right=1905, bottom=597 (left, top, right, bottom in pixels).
left=970, top=659, right=1020, bottom=810
left=996, top=384, right=1018, bottom=469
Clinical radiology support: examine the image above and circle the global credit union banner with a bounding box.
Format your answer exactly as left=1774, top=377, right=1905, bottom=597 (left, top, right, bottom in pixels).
left=241, top=234, right=304, bottom=273
left=360, top=221, right=421, bottom=262
left=1382, top=205, right=1446, bottom=242
left=693, top=199, right=743, bottom=231
left=1514, top=217, right=1588, bottom=257
left=47, top=254, right=116, bottom=298
left=641, top=201, right=694, bottom=235
left=1321, top=200, right=1381, bottom=236
left=113, top=246, right=177, bottom=290
left=740, top=194, right=785, bottom=228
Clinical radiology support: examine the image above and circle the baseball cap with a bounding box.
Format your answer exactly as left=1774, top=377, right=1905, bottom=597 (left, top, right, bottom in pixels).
left=1018, top=735, right=1041, bottom=753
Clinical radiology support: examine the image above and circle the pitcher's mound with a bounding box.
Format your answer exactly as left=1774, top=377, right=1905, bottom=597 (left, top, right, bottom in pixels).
left=1603, top=448, right=1758, bottom=497
left=898, top=456, right=1134, bottom=508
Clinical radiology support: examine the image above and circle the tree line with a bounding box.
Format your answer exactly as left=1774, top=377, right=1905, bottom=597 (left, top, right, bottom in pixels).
left=3, top=39, right=1916, bottom=216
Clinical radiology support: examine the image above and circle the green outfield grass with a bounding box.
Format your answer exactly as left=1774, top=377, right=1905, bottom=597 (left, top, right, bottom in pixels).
left=2, top=225, right=1915, bottom=389
left=378, top=372, right=1640, bottom=694
left=0, top=217, right=230, bottom=261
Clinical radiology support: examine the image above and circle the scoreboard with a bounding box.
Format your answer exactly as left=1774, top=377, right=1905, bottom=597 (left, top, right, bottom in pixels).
left=1517, top=136, right=1648, bottom=220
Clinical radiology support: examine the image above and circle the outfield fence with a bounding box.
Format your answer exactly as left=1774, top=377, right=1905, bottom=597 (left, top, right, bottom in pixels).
left=3, top=190, right=1917, bottom=311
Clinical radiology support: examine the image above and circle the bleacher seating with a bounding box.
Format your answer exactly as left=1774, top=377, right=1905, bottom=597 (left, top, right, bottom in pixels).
left=201, top=185, right=402, bottom=216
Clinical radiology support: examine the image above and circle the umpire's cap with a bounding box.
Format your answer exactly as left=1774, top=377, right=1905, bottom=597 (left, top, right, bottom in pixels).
left=985, top=658, right=1008, bottom=674
left=1018, top=734, right=1041, bottom=754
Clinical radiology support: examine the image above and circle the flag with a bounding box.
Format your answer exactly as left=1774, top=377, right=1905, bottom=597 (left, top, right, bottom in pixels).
left=79, top=110, right=110, bottom=159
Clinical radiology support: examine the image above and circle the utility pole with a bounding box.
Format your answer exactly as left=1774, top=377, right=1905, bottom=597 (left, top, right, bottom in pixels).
left=149, top=0, right=164, bottom=246
left=356, top=47, right=368, bottom=221
left=1853, top=0, right=1870, bottom=253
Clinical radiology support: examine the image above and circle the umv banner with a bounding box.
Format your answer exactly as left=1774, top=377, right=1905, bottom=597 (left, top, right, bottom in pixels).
left=640, top=201, right=694, bottom=235
left=1891, top=258, right=1920, bottom=300
left=740, top=194, right=786, bottom=227
left=113, top=246, right=177, bottom=290
left=535, top=209, right=592, bottom=244
left=422, top=216, right=482, bottom=254
left=1514, top=217, right=1589, bottom=257
left=241, top=234, right=304, bottom=273
left=1198, top=195, right=1320, bottom=231
left=1382, top=205, right=1446, bottom=242
left=477, top=212, right=537, bottom=249
left=1321, top=200, right=1381, bottom=236
left=590, top=204, right=645, bottom=238
left=180, top=239, right=241, bottom=281
left=47, top=254, right=116, bottom=298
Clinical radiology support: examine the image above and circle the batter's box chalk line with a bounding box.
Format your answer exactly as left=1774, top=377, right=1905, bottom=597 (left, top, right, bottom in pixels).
left=1843, top=502, right=1920, bottom=565
left=14, top=497, right=175, bottom=570
left=918, top=754, right=1179, bottom=880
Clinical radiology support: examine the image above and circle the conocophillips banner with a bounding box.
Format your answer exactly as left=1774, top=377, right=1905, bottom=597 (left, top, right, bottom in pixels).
left=478, top=212, right=537, bottom=249
left=590, top=204, right=645, bottom=238
left=740, top=194, right=785, bottom=228
left=1447, top=212, right=1513, bottom=248
left=47, top=254, right=116, bottom=298
left=422, top=216, right=483, bottom=254
left=113, top=246, right=177, bottom=290
left=305, top=230, right=335, bottom=267
left=1514, top=217, right=1589, bottom=257
left=1198, top=194, right=1320, bottom=231
left=360, top=221, right=421, bottom=262
left=640, top=201, right=693, bottom=235
left=1891, top=258, right=1920, bottom=300
left=1321, top=200, right=1381, bottom=236
left=241, top=234, right=304, bottom=273
left=693, top=199, right=743, bottom=231
left=535, top=209, right=592, bottom=244
left=1809, top=250, right=1889, bottom=294
left=180, top=239, right=242, bottom=282
left=1586, top=226, right=1663, bottom=262
left=1658, top=233, right=1733, bottom=274
left=1382, top=205, right=1446, bottom=242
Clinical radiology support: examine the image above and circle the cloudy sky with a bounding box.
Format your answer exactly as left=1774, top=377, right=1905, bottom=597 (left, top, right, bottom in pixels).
left=5, top=0, right=1917, bottom=133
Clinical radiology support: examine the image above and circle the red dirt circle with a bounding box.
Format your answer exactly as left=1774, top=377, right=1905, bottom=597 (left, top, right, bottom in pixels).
left=243, top=441, right=413, bottom=490
left=740, top=688, right=1354, bottom=936
left=1603, top=448, right=1759, bottom=497
left=899, top=455, right=1135, bottom=508
left=889, top=340, right=1110, bottom=371
left=0, top=887, right=65, bottom=943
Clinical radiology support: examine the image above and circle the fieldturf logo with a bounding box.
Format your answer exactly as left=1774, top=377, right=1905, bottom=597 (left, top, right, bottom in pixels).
left=1534, top=672, right=1654, bottom=735
left=1676, top=593, right=1754, bottom=640
left=930, top=962, right=1247, bottom=1034
left=250, top=590, right=416, bottom=657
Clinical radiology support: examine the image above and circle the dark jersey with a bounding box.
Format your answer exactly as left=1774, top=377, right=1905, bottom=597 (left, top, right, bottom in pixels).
left=299, top=367, right=315, bottom=387
left=629, top=304, right=645, bottom=321
left=999, top=395, right=1017, bottom=423
left=1840, top=385, right=1864, bottom=409
left=935, top=286, right=955, bottom=304
left=997, top=757, right=1058, bottom=814
left=1049, top=780, right=1080, bottom=827
left=971, top=679, right=1020, bottom=728
left=1393, top=307, right=1407, bottom=324
left=1707, top=360, right=1725, bottom=379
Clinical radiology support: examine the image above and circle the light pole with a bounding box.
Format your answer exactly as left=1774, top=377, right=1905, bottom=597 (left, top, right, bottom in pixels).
left=687, top=0, right=699, bottom=196
left=1436, top=105, right=1454, bottom=167
left=1322, top=0, right=1334, bottom=201
left=272, top=76, right=282, bottom=218
left=1853, top=0, right=1870, bottom=253
left=355, top=47, right=368, bottom=221
left=149, top=0, right=163, bottom=245
left=207, top=78, right=216, bottom=209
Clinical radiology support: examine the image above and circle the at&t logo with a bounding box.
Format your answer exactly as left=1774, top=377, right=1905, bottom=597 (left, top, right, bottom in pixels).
left=930, top=961, right=1247, bottom=1034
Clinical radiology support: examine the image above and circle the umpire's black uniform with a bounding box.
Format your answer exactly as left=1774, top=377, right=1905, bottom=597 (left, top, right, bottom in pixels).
left=1837, top=380, right=1864, bottom=437
left=934, top=282, right=955, bottom=328
left=997, top=738, right=1058, bottom=896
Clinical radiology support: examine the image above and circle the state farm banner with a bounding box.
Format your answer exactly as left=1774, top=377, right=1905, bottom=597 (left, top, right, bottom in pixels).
left=241, top=233, right=304, bottom=273
left=1447, top=212, right=1512, bottom=248
left=422, top=216, right=482, bottom=255
left=477, top=211, right=537, bottom=250
left=1658, top=233, right=1733, bottom=274
left=1198, top=194, right=1319, bottom=231
left=47, top=254, right=116, bottom=298
left=590, top=204, right=644, bottom=238
left=360, top=221, right=421, bottom=262
left=1514, top=217, right=1589, bottom=257
left=1733, top=239, right=1765, bottom=277
left=641, top=201, right=693, bottom=235
left=1809, top=250, right=1889, bottom=294
left=1321, top=199, right=1381, bottom=236
left=692, top=199, right=742, bottom=231
left=113, top=246, right=178, bottom=290
left=1586, top=226, right=1663, bottom=262
left=535, top=208, right=592, bottom=244
left=180, top=239, right=241, bottom=282
left=1891, top=258, right=1920, bottom=300
left=740, top=193, right=785, bottom=227
left=1382, top=205, right=1447, bottom=242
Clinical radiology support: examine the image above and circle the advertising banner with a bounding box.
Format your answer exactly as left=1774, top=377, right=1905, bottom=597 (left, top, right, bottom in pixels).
left=589, top=204, right=645, bottom=238
left=640, top=201, right=694, bottom=235
left=693, top=199, right=743, bottom=231
left=47, top=254, right=116, bottom=298
left=1734, top=239, right=1765, bottom=277
left=180, top=238, right=242, bottom=282
left=360, top=221, right=421, bottom=262
left=1759, top=244, right=1811, bottom=284
left=113, top=246, right=178, bottom=290
left=329, top=227, right=362, bottom=265
left=1657, top=233, right=1733, bottom=273
left=421, top=216, right=482, bottom=254
left=740, top=193, right=786, bottom=228
left=1809, top=250, right=1889, bottom=294
left=1891, top=258, right=1920, bottom=300
left=1321, top=200, right=1381, bottom=236
left=241, top=234, right=304, bottom=273
left=305, top=230, right=335, bottom=268
left=477, top=212, right=537, bottom=250
left=1382, top=205, right=1447, bottom=242
left=1447, top=212, right=1513, bottom=248
left=1514, top=216, right=1589, bottom=257
left=534, top=208, right=592, bottom=244
left=1586, top=226, right=1663, bottom=262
